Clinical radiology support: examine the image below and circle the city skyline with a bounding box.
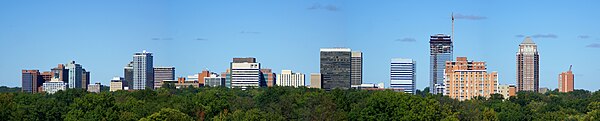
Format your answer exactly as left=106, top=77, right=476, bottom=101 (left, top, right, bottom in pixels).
left=2, top=1, right=600, bottom=91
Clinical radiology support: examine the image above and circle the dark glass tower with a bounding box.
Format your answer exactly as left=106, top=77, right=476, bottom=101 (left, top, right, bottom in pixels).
left=320, top=48, right=352, bottom=90
left=429, top=34, right=453, bottom=94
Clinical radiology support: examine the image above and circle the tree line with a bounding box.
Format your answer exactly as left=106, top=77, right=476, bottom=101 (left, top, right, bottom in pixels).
left=0, top=85, right=600, bottom=121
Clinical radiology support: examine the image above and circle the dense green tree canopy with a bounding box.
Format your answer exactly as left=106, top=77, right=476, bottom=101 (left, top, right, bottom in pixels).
left=0, top=86, right=599, bottom=121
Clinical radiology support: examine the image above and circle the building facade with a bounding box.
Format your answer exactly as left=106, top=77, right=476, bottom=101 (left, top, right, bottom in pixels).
left=22, top=70, right=44, bottom=93
left=517, top=37, right=540, bottom=92
left=430, top=34, right=453, bottom=94
left=154, top=67, right=175, bottom=89
left=221, top=70, right=232, bottom=88
left=42, top=81, right=67, bottom=94
left=497, top=84, right=511, bottom=99
left=204, top=73, right=225, bottom=87
left=351, top=83, right=385, bottom=90
left=51, top=64, right=68, bottom=82
left=390, top=58, right=416, bottom=94
left=320, top=48, right=352, bottom=90
left=65, top=61, right=83, bottom=89
left=198, top=70, right=211, bottom=86
left=110, top=77, right=125, bottom=92
left=87, top=83, right=101, bottom=93
left=310, top=73, right=321, bottom=88
left=124, top=61, right=133, bottom=89
left=558, top=66, right=574, bottom=92
left=276, top=70, right=305, bottom=87
left=162, top=77, right=200, bottom=89
left=260, top=68, right=276, bottom=87
left=444, top=57, right=498, bottom=101
left=40, top=71, right=52, bottom=82
left=230, top=57, right=261, bottom=89
left=351, top=51, right=362, bottom=86
left=132, top=50, right=154, bottom=90
left=82, top=69, right=90, bottom=90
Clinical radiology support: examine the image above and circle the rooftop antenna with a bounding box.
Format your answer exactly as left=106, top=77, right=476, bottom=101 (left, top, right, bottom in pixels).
left=569, top=65, right=572, bottom=72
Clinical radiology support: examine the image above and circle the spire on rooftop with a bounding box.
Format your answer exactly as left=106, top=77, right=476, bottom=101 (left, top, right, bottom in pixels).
left=521, top=36, right=535, bottom=44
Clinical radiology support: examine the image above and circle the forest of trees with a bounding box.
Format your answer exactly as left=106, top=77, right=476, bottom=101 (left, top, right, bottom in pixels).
left=1, top=85, right=600, bottom=121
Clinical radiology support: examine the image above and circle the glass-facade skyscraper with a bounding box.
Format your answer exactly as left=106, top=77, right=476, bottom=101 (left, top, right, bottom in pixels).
left=320, top=48, right=352, bottom=90
left=429, top=34, right=453, bottom=94
left=65, top=61, right=83, bottom=89
left=132, top=50, right=154, bottom=90
left=390, top=58, right=416, bottom=94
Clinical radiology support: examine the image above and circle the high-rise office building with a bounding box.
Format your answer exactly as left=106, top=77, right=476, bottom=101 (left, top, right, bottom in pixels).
left=309, top=73, right=322, bottom=88
left=124, top=61, right=133, bottom=89
left=65, top=61, right=83, bottom=89
left=320, top=48, right=352, bottom=90
left=230, top=57, right=261, bottom=89
left=51, top=64, right=68, bottom=82
left=558, top=65, right=574, bottom=92
left=110, top=76, right=125, bottom=92
left=390, top=58, right=416, bottom=94
left=276, top=70, right=305, bottom=87
left=444, top=57, right=498, bottom=101
left=82, top=69, right=90, bottom=90
left=351, top=51, right=363, bottom=86
left=260, top=68, right=276, bottom=87
left=430, top=34, right=453, bottom=94
left=132, top=50, right=154, bottom=90
left=22, top=70, right=44, bottom=93
left=516, top=37, right=539, bottom=92
left=153, top=67, right=175, bottom=89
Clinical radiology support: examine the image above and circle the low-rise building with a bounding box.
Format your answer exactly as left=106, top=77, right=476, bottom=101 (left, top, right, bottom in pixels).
left=162, top=77, right=200, bottom=89
left=110, top=77, right=125, bottom=92
left=309, top=73, right=321, bottom=88
left=204, top=73, right=225, bottom=87
left=276, top=70, right=305, bottom=87
left=87, top=83, right=101, bottom=93
left=43, top=81, right=67, bottom=94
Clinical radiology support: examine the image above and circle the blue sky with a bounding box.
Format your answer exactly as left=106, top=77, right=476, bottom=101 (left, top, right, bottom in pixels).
left=1, top=0, right=599, bottom=91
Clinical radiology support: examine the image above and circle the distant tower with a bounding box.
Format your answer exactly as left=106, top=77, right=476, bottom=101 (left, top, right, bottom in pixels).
left=320, top=48, right=352, bottom=90
left=429, top=34, right=453, bottom=94
left=558, top=65, right=574, bottom=92
left=65, top=61, right=83, bottom=89
left=351, top=51, right=363, bottom=85
left=390, top=58, right=416, bottom=94
left=230, top=57, right=261, bottom=89
left=516, top=37, right=540, bottom=92
left=132, top=50, right=154, bottom=90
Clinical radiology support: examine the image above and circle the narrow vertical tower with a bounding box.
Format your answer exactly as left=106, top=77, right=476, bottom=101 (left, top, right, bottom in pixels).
left=133, top=50, right=154, bottom=90
left=351, top=51, right=363, bottom=86
left=516, top=37, right=539, bottom=92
